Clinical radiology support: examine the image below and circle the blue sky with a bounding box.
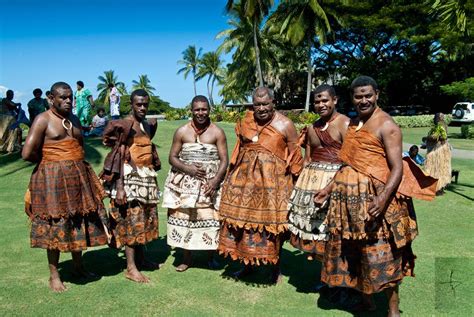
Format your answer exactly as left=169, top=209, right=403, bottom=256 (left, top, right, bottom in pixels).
left=0, top=0, right=232, bottom=110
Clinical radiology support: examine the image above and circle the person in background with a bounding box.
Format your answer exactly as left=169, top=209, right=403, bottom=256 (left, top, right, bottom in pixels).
left=403, top=145, right=424, bottom=165
left=74, top=80, right=95, bottom=127
left=27, top=88, right=49, bottom=123
left=88, top=107, right=109, bottom=137
left=109, top=83, right=121, bottom=120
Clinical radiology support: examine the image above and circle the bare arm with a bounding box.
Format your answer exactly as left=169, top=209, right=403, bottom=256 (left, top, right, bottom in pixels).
left=367, top=120, right=403, bottom=219
left=88, top=95, right=95, bottom=108
left=22, top=114, right=48, bottom=162
left=203, top=127, right=228, bottom=196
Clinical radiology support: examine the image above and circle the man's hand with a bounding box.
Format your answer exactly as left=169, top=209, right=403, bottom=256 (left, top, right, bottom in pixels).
left=203, top=177, right=220, bottom=197
left=186, top=164, right=206, bottom=180
left=367, top=195, right=387, bottom=221
left=314, top=188, right=330, bottom=206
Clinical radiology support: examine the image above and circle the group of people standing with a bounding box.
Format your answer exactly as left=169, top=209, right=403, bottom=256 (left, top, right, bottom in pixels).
left=22, top=76, right=438, bottom=316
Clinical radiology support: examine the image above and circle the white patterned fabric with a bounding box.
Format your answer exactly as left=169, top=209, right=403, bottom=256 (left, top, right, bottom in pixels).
left=163, top=143, right=222, bottom=250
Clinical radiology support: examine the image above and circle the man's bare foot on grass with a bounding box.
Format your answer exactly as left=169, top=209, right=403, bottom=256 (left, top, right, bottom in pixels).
left=125, top=268, right=150, bottom=283
left=175, top=263, right=190, bottom=272
left=49, top=276, right=67, bottom=293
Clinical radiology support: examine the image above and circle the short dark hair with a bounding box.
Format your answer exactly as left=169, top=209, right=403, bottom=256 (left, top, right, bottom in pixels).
left=50, top=82, right=72, bottom=95
left=350, top=76, right=378, bottom=94
left=45, top=91, right=51, bottom=96
left=130, top=89, right=149, bottom=103
left=252, top=87, right=274, bottom=101
left=409, top=145, right=419, bottom=152
left=108, top=83, right=114, bottom=88
left=33, top=88, right=42, bottom=95
left=76, top=81, right=84, bottom=88
left=97, top=107, right=106, bottom=113
left=191, top=95, right=210, bottom=109
left=313, top=84, right=336, bottom=98
left=6, top=89, right=13, bottom=96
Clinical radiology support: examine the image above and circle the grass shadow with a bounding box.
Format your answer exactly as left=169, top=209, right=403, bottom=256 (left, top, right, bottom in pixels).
left=220, top=258, right=279, bottom=288
left=446, top=185, right=474, bottom=201
left=84, top=138, right=106, bottom=165
left=282, top=247, right=320, bottom=293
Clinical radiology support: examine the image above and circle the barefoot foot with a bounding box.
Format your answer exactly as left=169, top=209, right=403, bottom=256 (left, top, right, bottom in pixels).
left=49, top=276, right=67, bottom=293
left=176, top=263, right=190, bottom=272
left=125, top=268, right=150, bottom=283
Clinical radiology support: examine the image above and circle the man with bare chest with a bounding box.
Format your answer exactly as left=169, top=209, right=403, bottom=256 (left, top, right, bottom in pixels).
left=320, top=76, right=437, bottom=316
left=22, top=82, right=109, bottom=292
left=163, top=95, right=228, bottom=272
left=218, top=87, right=303, bottom=283
left=101, top=89, right=161, bottom=283
left=288, top=85, right=349, bottom=262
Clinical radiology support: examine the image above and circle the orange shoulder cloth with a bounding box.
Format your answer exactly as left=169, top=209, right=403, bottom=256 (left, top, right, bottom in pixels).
left=42, top=138, right=84, bottom=162
left=229, top=111, right=303, bottom=176
left=339, top=126, right=437, bottom=200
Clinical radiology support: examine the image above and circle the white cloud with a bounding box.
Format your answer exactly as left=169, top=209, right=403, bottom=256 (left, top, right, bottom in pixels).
left=0, top=85, right=8, bottom=97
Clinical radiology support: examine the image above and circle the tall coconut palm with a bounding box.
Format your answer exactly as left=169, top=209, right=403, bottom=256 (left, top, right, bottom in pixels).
left=196, top=51, right=225, bottom=106
left=177, top=45, right=203, bottom=96
left=431, top=0, right=469, bottom=35
left=270, top=0, right=343, bottom=111
left=225, top=0, right=274, bottom=87
left=96, top=70, right=126, bottom=106
left=131, top=75, right=156, bottom=97
left=218, top=4, right=281, bottom=102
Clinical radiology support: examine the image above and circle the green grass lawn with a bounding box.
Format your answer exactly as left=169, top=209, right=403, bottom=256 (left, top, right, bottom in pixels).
left=402, top=126, right=474, bottom=151
left=0, top=121, right=473, bottom=316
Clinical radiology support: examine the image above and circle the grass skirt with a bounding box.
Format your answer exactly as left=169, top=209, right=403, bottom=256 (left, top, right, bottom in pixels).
left=425, top=142, right=452, bottom=191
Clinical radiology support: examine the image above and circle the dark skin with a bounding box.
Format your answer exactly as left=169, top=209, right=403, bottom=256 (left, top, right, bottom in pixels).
left=22, top=87, right=97, bottom=293
left=235, top=88, right=300, bottom=283
left=309, top=90, right=350, bottom=203
left=118, top=94, right=160, bottom=283
left=169, top=100, right=228, bottom=271
left=335, top=85, right=403, bottom=316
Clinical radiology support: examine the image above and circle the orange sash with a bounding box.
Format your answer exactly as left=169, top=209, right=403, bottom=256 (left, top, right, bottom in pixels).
left=339, top=126, right=437, bottom=201
left=129, top=135, right=153, bottom=168
left=42, top=138, right=84, bottom=162
left=230, top=111, right=303, bottom=176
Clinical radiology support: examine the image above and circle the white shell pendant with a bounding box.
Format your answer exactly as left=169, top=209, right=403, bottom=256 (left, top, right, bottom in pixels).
left=355, top=120, right=363, bottom=131
left=320, top=122, right=329, bottom=131
left=252, top=135, right=259, bottom=142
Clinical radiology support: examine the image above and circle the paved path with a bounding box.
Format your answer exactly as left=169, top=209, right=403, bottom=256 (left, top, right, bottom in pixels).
left=403, top=143, right=474, bottom=160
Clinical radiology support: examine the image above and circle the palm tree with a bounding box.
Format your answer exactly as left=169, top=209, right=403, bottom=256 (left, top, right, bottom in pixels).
left=431, top=0, right=469, bottom=35
left=177, top=45, right=203, bottom=96
left=131, top=75, right=156, bottom=97
left=225, top=0, right=274, bottom=87
left=96, top=70, right=126, bottom=105
left=196, top=51, right=225, bottom=106
left=270, top=0, right=343, bottom=111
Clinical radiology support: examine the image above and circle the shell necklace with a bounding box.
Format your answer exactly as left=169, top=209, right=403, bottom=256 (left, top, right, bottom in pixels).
left=252, top=112, right=275, bottom=142
left=320, top=113, right=339, bottom=131
left=50, top=109, right=72, bottom=131
left=191, top=118, right=210, bottom=143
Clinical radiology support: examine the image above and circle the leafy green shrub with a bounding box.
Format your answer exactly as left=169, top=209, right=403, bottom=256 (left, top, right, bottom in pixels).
left=164, top=108, right=189, bottom=121
left=298, top=112, right=320, bottom=124
left=392, top=114, right=451, bottom=128
left=461, top=124, right=474, bottom=139
left=393, top=115, right=435, bottom=128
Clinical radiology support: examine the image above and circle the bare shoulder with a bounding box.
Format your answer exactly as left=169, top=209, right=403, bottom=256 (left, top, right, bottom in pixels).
left=174, top=122, right=191, bottom=138
left=210, top=122, right=226, bottom=138
left=31, top=111, right=50, bottom=130
left=276, top=111, right=296, bottom=129
left=378, top=110, right=401, bottom=136
left=336, top=113, right=351, bottom=125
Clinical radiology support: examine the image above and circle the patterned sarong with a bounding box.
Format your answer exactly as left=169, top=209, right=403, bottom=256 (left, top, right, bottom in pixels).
left=218, top=111, right=303, bottom=265
left=27, top=138, right=108, bottom=252
left=163, top=143, right=221, bottom=250
left=108, top=134, right=160, bottom=248
left=288, top=162, right=341, bottom=257
left=321, top=120, right=435, bottom=293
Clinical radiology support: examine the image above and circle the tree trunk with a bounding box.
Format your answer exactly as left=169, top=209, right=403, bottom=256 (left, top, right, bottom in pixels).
left=193, top=69, right=197, bottom=96
left=305, top=41, right=313, bottom=112
left=253, top=22, right=264, bottom=87
left=207, top=76, right=214, bottom=106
